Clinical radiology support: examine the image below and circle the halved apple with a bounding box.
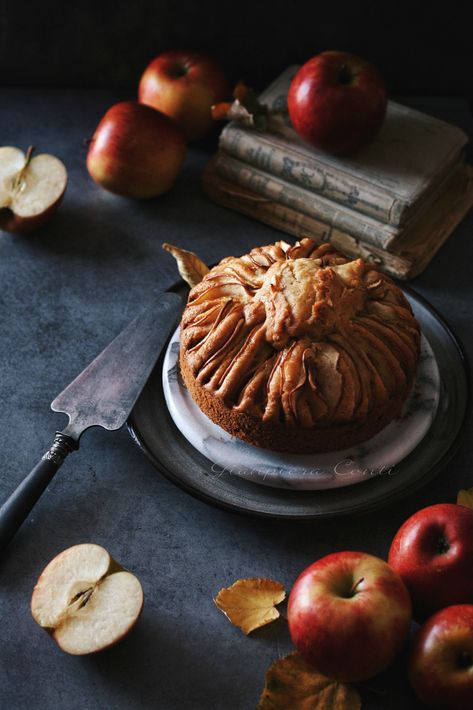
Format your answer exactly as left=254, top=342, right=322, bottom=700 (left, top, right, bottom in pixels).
left=0, top=146, right=67, bottom=234
left=31, top=543, right=143, bottom=655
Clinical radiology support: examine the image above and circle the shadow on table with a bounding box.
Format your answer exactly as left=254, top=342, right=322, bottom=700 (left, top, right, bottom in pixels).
left=80, top=612, right=255, bottom=708
left=13, top=205, right=150, bottom=263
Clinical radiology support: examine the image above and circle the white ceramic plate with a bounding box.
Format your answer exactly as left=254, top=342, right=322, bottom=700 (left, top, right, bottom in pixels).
left=162, top=327, right=440, bottom=490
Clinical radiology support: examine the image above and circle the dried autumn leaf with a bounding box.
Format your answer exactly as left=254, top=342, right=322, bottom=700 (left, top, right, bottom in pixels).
left=457, top=487, right=473, bottom=509
left=162, top=242, right=209, bottom=288
left=215, top=578, right=285, bottom=635
left=258, top=652, right=361, bottom=710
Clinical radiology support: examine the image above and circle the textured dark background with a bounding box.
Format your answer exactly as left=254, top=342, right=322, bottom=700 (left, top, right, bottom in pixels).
left=1, top=90, right=472, bottom=710
left=1, top=4, right=473, bottom=710
left=0, top=0, right=471, bottom=98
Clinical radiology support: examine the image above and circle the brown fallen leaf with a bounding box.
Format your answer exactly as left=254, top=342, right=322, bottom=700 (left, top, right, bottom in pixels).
left=162, top=242, right=209, bottom=288
left=258, top=652, right=362, bottom=710
left=457, top=487, right=473, bottom=509
left=214, top=578, right=285, bottom=635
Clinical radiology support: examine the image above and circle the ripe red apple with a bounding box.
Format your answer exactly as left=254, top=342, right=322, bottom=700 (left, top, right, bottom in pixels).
left=288, top=551, right=411, bottom=682
left=0, top=146, right=67, bottom=233
left=138, top=50, right=229, bottom=141
left=86, top=101, right=186, bottom=198
left=388, top=503, right=473, bottom=618
left=288, top=51, right=387, bottom=155
left=409, top=605, right=473, bottom=709
left=31, top=543, right=144, bottom=655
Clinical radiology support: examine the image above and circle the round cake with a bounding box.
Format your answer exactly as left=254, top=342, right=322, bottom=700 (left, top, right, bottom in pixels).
left=179, top=239, right=421, bottom=453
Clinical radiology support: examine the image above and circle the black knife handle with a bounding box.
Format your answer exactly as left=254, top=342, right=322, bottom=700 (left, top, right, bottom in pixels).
left=0, top=433, right=77, bottom=552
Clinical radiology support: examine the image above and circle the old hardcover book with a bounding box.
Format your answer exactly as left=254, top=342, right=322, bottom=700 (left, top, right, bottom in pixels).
left=219, top=66, right=468, bottom=227
left=212, top=151, right=462, bottom=251
left=202, top=160, right=473, bottom=280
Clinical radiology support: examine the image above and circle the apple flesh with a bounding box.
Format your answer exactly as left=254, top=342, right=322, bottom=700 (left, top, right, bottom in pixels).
left=388, top=503, right=473, bottom=618
left=138, top=50, right=229, bottom=141
left=409, top=604, right=473, bottom=709
left=86, top=101, right=186, bottom=199
left=288, top=51, right=387, bottom=155
left=0, top=146, right=67, bottom=233
left=288, top=551, right=411, bottom=682
left=31, top=543, right=143, bottom=655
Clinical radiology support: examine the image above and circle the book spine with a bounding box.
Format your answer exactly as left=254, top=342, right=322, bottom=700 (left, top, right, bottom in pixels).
left=220, top=125, right=402, bottom=224
left=213, top=153, right=400, bottom=249
left=201, top=163, right=412, bottom=279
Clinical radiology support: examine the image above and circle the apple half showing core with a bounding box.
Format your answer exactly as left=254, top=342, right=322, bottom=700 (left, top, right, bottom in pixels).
left=31, top=544, right=143, bottom=655
left=0, top=147, right=67, bottom=233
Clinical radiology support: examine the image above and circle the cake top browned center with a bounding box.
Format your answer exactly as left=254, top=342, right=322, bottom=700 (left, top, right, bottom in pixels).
left=254, top=257, right=368, bottom=348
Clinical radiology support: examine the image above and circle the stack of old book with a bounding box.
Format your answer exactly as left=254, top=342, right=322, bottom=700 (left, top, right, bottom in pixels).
left=203, top=66, right=473, bottom=279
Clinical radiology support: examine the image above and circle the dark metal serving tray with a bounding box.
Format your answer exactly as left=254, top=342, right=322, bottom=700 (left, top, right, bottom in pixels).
left=128, top=286, right=469, bottom=520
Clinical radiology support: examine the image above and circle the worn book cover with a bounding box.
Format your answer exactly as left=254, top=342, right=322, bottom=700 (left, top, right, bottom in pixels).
left=202, top=161, right=473, bottom=280
left=219, top=66, right=468, bottom=227
left=213, top=151, right=462, bottom=251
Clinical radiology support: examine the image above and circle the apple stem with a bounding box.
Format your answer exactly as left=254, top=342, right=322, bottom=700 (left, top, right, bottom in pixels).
left=338, top=64, right=352, bottom=85
left=349, top=577, right=364, bottom=597
left=24, top=145, right=35, bottom=165
left=437, top=536, right=450, bottom=554
left=13, top=145, right=35, bottom=191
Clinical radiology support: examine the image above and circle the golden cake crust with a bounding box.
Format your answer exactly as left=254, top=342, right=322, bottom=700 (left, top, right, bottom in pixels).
left=179, top=239, right=421, bottom=453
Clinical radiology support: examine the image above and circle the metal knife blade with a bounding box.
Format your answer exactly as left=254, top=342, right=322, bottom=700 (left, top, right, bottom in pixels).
left=0, top=291, right=182, bottom=551
left=52, top=292, right=182, bottom=442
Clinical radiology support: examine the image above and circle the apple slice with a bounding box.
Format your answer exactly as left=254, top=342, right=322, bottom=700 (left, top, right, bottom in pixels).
left=31, top=543, right=143, bottom=655
left=0, top=146, right=67, bottom=234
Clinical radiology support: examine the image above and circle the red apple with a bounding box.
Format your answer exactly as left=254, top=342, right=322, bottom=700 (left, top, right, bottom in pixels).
left=287, top=51, right=387, bottom=155
left=388, top=503, right=473, bottom=619
left=86, top=101, right=186, bottom=199
left=138, top=50, right=229, bottom=141
left=409, top=605, right=473, bottom=709
left=0, top=146, right=67, bottom=233
left=288, top=551, right=411, bottom=682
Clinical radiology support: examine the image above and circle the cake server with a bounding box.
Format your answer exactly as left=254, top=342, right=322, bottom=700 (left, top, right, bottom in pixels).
left=0, top=292, right=182, bottom=552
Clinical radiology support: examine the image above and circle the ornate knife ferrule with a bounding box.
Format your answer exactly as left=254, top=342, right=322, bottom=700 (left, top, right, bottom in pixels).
left=42, top=433, right=78, bottom=466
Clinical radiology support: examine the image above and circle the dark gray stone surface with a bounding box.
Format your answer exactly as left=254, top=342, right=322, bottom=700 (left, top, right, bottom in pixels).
left=0, top=90, right=472, bottom=710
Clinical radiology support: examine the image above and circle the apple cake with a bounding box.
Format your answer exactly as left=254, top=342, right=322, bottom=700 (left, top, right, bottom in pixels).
left=179, top=238, right=421, bottom=453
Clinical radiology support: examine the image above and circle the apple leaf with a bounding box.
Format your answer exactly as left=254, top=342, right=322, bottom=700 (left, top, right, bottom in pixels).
left=162, top=242, right=210, bottom=288
left=258, top=652, right=362, bottom=710
left=211, top=81, right=269, bottom=130
left=457, top=487, right=473, bottom=509
left=214, top=578, right=285, bottom=635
